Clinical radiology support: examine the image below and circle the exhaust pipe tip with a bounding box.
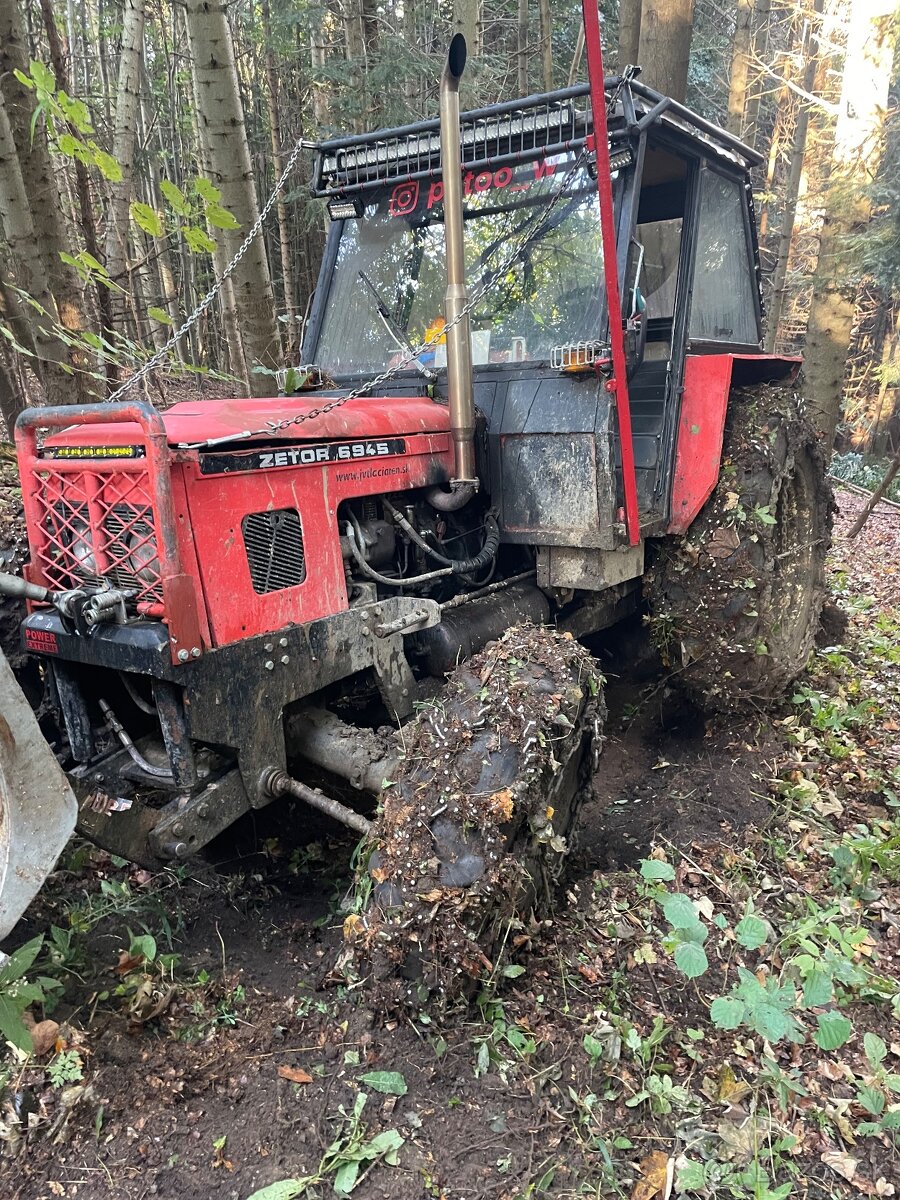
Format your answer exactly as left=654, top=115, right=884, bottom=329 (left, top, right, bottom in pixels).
left=445, top=32, right=467, bottom=84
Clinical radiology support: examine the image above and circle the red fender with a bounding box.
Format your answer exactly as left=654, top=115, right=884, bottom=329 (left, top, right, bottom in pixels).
left=667, top=353, right=801, bottom=535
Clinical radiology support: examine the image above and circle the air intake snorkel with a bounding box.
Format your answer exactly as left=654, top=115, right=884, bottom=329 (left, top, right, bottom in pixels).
left=428, top=33, right=479, bottom=512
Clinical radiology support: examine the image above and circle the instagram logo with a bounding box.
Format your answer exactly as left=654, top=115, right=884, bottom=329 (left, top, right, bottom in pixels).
left=388, top=181, right=419, bottom=218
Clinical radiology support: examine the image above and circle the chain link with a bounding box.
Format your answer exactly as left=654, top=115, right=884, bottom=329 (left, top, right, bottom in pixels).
left=106, top=136, right=315, bottom=406
left=179, top=150, right=589, bottom=451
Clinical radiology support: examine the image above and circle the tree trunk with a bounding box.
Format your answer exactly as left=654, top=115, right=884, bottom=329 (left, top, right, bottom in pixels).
left=726, top=0, right=753, bottom=136
left=39, top=0, right=118, bottom=389
left=803, top=0, right=896, bottom=451
left=538, top=0, right=552, bottom=92
left=186, top=19, right=248, bottom=385
left=0, top=0, right=90, bottom=403
left=764, top=0, right=823, bottom=352
left=870, top=317, right=900, bottom=453
left=310, top=7, right=331, bottom=128
left=0, top=92, right=74, bottom=407
left=741, top=0, right=771, bottom=150
left=453, top=0, right=480, bottom=56
left=104, top=0, right=145, bottom=330
left=261, top=0, right=299, bottom=361
left=184, top=0, right=279, bottom=394
left=0, top=340, right=22, bottom=435
left=517, top=0, right=528, bottom=96
left=636, top=0, right=694, bottom=103
left=618, top=0, right=642, bottom=70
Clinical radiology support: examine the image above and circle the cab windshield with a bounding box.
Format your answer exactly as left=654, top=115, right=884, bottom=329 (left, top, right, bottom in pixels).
left=313, top=153, right=606, bottom=375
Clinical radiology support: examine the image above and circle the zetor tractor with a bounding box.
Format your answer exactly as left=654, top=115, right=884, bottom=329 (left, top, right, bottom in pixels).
left=0, top=22, right=829, bottom=956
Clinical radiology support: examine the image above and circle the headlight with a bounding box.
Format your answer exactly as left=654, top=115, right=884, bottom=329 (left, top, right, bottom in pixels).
left=69, top=518, right=97, bottom=575
left=127, top=525, right=159, bottom=583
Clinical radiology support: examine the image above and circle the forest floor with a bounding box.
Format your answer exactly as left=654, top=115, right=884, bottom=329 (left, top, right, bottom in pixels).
left=0, top=486, right=898, bottom=1200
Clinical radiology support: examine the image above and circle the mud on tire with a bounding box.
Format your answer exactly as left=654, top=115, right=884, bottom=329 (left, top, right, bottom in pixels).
left=645, top=383, right=833, bottom=711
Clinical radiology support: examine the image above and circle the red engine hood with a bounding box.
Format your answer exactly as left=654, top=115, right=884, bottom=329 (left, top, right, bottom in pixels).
left=42, top=394, right=451, bottom=449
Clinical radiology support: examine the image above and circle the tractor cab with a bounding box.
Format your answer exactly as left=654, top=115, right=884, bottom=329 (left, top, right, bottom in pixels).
left=304, top=73, right=771, bottom=551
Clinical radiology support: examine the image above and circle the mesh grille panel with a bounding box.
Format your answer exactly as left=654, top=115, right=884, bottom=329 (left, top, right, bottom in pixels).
left=242, top=509, right=306, bottom=594
left=29, top=469, right=163, bottom=605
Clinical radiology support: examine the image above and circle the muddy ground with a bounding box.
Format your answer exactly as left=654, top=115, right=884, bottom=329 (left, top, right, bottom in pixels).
left=0, top=487, right=898, bottom=1200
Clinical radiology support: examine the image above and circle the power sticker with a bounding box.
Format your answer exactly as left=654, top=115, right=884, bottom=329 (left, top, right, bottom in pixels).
left=25, top=627, right=59, bottom=654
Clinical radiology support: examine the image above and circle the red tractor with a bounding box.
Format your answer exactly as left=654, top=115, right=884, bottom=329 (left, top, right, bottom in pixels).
left=0, top=14, right=829, bottom=946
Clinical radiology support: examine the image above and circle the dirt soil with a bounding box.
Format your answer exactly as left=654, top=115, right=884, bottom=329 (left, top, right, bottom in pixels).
left=0, top=486, right=898, bottom=1200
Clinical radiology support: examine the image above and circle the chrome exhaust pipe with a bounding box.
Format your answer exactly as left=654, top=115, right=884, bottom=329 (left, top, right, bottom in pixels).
left=437, top=33, right=478, bottom=503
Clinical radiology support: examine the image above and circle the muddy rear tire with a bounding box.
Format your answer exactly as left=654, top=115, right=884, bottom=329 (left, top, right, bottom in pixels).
left=645, top=383, right=832, bottom=711
left=340, top=624, right=604, bottom=1011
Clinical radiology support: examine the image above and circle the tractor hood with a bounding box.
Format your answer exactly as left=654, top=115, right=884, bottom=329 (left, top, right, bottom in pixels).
left=40, top=394, right=450, bottom=454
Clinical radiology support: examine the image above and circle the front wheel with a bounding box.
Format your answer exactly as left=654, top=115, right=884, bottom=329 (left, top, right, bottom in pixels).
left=341, top=624, right=605, bottom=1010
left=645, top=382, right=833, bottom=711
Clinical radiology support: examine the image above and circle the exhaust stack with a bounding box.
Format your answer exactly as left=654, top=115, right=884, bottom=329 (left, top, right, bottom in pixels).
left=438, top=34, right=478, bottom=500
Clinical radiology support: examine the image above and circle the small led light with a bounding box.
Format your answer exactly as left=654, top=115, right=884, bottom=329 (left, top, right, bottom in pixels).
left=608, top=147, right=635, bottom=173
left=326, top=196, right=363, bottom=220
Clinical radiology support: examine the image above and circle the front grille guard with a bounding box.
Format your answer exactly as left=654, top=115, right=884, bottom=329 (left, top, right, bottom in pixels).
left=15, top=402, right=205, bottom=664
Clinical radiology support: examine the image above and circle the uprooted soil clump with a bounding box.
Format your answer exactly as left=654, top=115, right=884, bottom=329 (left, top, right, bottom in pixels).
left=340, top=624, right=605, bottom=1010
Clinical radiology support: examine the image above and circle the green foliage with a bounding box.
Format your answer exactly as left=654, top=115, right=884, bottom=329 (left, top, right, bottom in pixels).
left=130, top=201, right=164, bottom=238
left=473, top=993, right=537, bottom=1078
left=245, top=1092, right=404, bottom=1198
left=830, top=452, right=900, bottom=504
left=637, top=861, right=711, bottom=979
left=709, top=968, right=804, bottom=1044
left=357, top=1071, right=407, bottom=1096
left=639, top=859, right=675, bottom=882
left=813, top=1010, right=853, bottom=1051
left=14, top=60, right=123, bottom=182
left=47, top=1049, right=84, bottom=1087
left=0, top=936, right=54, bottom=1054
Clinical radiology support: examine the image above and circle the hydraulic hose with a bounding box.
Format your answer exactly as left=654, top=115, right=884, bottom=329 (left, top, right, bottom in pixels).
left=345, top=516, right=454, bottom=588
left=99, top=698, right=174, bottom=780
left=382, top=499, right=500, bottom=577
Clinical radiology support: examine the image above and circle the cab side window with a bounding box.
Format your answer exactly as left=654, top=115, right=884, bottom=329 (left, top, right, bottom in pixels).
left=690, top=171, right=759, bottom=345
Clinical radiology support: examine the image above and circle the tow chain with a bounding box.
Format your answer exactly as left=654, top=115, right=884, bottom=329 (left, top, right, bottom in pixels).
left=105, top=134, right=316, bottom=406
left=177, top=150, right=589, bottom=451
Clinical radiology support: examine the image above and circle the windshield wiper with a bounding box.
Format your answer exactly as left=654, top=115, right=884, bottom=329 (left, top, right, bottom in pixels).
left=358, top=271, right=437, bottom=382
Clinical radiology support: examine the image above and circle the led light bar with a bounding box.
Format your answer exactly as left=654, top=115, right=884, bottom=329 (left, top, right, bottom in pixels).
left=327, top=197, right=364, bottom=220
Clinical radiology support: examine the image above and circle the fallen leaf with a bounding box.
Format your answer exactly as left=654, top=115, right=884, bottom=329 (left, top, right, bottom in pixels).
left=822, top=1150, right=858, bottom=1182
left=343, top=913, right=363, bottom=940
left=277, top=1065, right=313, bottom=1085
left=30, top=1020, right=60, bottom=1058
left=818, top=1059, right=847, bottom=1082
left=631, top=1151, right=673, bottom=1200
left=487, top=788, right=515, bottom=822
left=633, top=943, right=658, bottom=965
left=706, top=525, right=741, bottom=558
left=115, top=950, right=145, bottom=975
left=717, top=1065, right=751, bottom=1105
